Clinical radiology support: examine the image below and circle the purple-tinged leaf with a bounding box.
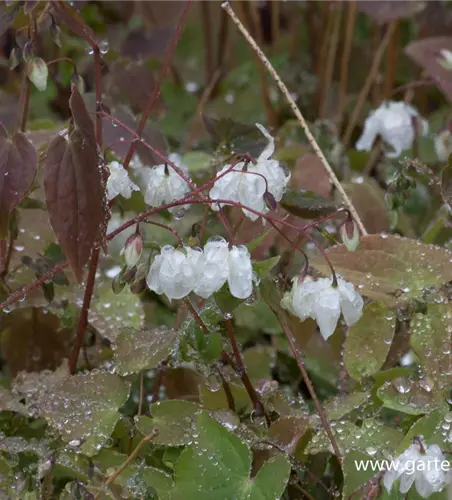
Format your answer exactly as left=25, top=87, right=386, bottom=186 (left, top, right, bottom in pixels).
left=44, top=85, right=105, bottom=282
left=357, top=1, right=425, bottom=24
left=0, top=124, right=38, bottom=238
left=405, top=36, right=452, bottom=102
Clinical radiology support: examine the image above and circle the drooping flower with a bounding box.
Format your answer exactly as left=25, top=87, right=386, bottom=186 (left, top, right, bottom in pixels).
left=146, top=245, right=199, bottom=301
left=282, top=276, right=363, bottom=340
left=120, top=229, right=144, bottom=268
left=227, top=245, right=254, bottom=299
left=193, top=237, right=229, bottom=298
left=146, top=238, right=255, bottom=301
left=356, top=101, right=428, bottom=158
left=209, top=124, right=290, bottom=221
left=106, top=161, right=139, bottom=201
left=144, top=153, right=192, bottom=209
left=27, top=57, right=48, bottom=91
left=340, top=219, right=360, bottom=251
left=384, top=442, right=450, bottom=498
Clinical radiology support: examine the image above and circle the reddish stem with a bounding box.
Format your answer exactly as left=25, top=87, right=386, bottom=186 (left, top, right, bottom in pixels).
left=225, top=318, right=265, bottom=417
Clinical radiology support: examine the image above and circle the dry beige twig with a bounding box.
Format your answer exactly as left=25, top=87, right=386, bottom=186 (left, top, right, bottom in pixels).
left=221, top=1, right=368, bottom=236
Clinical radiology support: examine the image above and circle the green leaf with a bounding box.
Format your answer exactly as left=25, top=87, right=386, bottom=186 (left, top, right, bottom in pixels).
left=441, top=155, right=452, bottom=208
left=38, top=372, right=130, bottom=456
left=182, top=151, right=213, bottom=174
left=344, top=302, right=396, bottom=381
left=311, top=235, right=452, bottom=306
left=324, top=392, right=370, bottom=421
left=112, top=326, right=181, bottom=376
left=306, top=420, right=403, bottom=457
left=0, top=455, right=13, bottom=496
left=397, top=408, right=448, bottom=453
left=214, top=284, right=244, bottom=313
left=377, top=379, right=442, bottom=415
left=342, top=451, right=381, bottom=500
left=171, top=412, right=290, bottom=500
left=268, top=415, right=308, bottom=454
left=135, top=400, right=201, bottom=446
left=410, top=304, right=452, bottom=393
left=253, top=256, right=280, bottom=279
left=280, top=188, right=338, bottom=219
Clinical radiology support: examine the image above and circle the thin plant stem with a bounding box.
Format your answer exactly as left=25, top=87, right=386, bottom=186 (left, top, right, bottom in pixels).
left=222, top=1, right=367, bottom=236
left=225, top=317, right=265, bottom=417
left=137, top=371, right=145, bottom=416
left=320, top=2, right=342, bottom=118
left=342, top=21, right=397, bottom=148
left=122, top=0, right=193, bottom=171
left=201, top=1, right=213, bottom=85
left=271, top=0, right=280, bottom=50
left=94, top=429, right=159, bottom=499
left=69, top=248, right=99, bottom=374
left=270, top=308, right=343, bottom=464
left=336, top=0, right=356, bottom=130
left=383, top=21, right=400, bottom=99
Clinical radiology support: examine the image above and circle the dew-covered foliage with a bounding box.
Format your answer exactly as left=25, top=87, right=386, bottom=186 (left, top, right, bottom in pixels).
left=2, top=1, right=452, bottom=499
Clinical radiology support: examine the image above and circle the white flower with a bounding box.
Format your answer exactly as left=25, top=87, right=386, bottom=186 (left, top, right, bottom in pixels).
left=27, top=57, right=48, bottom=91
left=106, top=161, right=139, bottom=201
left=283, top=276, right=363, bottom=340
left=209, top=124, right=290, bottom=221
left=227, top=245, right=254, bottom=299
left=146, top=245, right=199, bottom=301
left=384, top=443, right=449, bottom=498
left=146, top=238, right=255, bottom=301
left=144, top=153, right=191, bottom=208
left=193, top=237, right=229, bottom=298
left=356, top=101, right=428, bottom=158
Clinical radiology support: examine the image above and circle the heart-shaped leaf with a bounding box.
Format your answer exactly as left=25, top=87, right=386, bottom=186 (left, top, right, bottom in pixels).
left=311, top=235, right=452, bottom=306
left=0, top=124, right=37, bottom=238
left=44, top=85, right=105, bottom=281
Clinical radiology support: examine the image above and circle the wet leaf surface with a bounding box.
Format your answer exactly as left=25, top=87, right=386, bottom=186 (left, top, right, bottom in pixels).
left=135, top=400, right=202, bottom=447
left=170, top=412, right=291, bottom=500
left=113, top=326, right=181, bottom=376
left=344, top=302, right=396, bottom=381
left=38, top=371, right=129, bottom=456
left=311, top=235, right=452, bottom=306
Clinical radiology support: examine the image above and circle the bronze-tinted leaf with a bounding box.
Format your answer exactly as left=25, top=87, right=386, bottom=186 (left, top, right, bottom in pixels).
left=102, top=107, right=168, bottom=166
left=135, top=1, right=187, bottom=26
left=107, top=60, right=164, bottom=114
left=357, top=1, right=425, bottom=24
left=0, top=124, right=38, bottom=238
left=311, top=235, right=452, bottom=306
left=44, top=85, right=104, bottom=282
left=405, top=37, right=452, bottom=102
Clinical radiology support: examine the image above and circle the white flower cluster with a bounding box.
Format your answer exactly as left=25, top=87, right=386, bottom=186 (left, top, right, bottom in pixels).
left=106, top=161, right=139, bottom=201
left=282, top=276, right=363, bottom=340
left=210, top=124, right=290, bottom=221
left=147, top=237, right=255, bottom=301
left=384, top=442, right=450, bottom=498
left=356, top=101, right=428, bottom=158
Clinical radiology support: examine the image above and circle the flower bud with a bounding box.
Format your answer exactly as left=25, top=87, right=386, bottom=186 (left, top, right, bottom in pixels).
left=22, top=41, right=34, bottom=62
left=434, top=129, right=452, bottom=163
left=71, top=72, right=85, bottom=95
left=438, top=49, right=452, bottom=71
left=9, top=47, right=21, bottom=70
left=120, top=230, right=144, bottom=268
left=50, top=23, right=62, bottom=48
left=263, top=190, right=277, bottom=211
left=27, top=57, right=48, bottom=91
left=340, top=219, right=360, bottom=251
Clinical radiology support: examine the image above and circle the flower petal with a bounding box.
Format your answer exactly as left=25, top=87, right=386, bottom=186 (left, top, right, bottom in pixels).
left=227, top=245, right=253, bottom=299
